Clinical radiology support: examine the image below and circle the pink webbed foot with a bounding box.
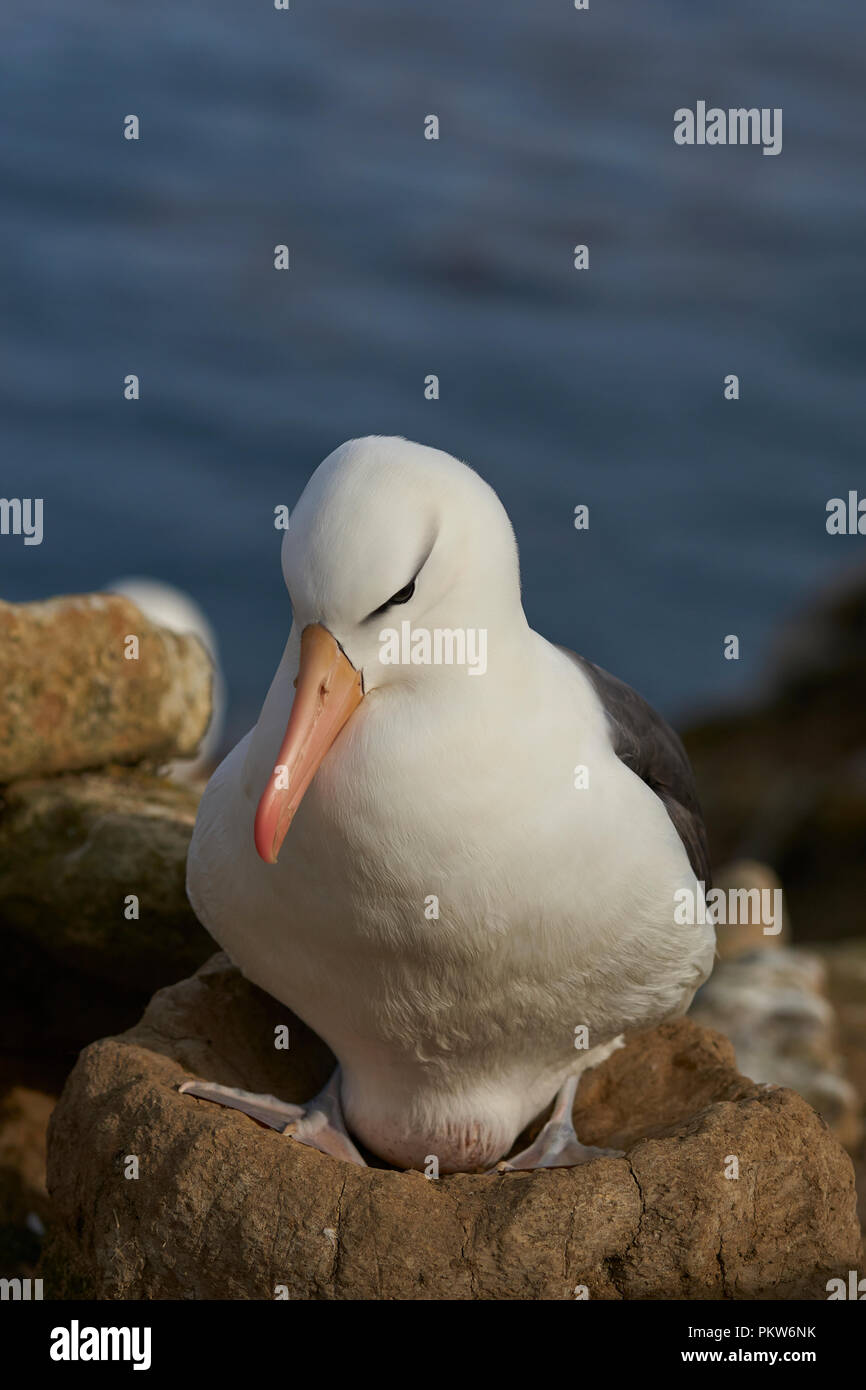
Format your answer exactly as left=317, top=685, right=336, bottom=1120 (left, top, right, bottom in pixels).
left=489, top=1074, right=624, bottom=1173
left=178, top=1065, right=366, bottom=1166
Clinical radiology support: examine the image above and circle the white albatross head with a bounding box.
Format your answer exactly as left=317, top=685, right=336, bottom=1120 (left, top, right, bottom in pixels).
left=254, top=435, right=527, bottom=863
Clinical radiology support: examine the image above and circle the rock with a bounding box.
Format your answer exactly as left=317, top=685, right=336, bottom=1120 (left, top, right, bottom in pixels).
left=817, top=941, right=866, bottom=1108
left=683, top=565, right=866, bottom=944
left=105, top=577, right=226, bottom=782
left=711, top=860, right=789, bottom=960
left=0, top=1057, right=55, bottom=1278
left=0, top=593, right=213, bottom=782
left=43, top=954, right=860, bottom=1300
left=771, top=564, right=866, bottom=699
left=690, top=861, right=861, bottom=1149
left=691, top=946, right=862, bottom=1151
left=814, top=940, right=866, bottom=1228
left=0, top=770, right=213, bottom=1051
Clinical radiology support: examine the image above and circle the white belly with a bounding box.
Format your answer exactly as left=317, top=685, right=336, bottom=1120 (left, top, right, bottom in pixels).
left=187, top=692, right=714, bottom=1170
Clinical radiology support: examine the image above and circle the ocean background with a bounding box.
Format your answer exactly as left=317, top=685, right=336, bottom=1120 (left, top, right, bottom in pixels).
left=1, top=0, right=864, bottom=751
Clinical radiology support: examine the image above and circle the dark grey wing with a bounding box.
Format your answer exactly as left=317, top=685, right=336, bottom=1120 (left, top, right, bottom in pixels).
left=561, top=647, right=712, bottom=887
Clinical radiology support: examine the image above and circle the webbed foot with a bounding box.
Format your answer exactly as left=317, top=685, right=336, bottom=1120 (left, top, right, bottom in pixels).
left=179, top=1065, right=366, bottom=1166
left=488, top=1074, right=624, bottom=1172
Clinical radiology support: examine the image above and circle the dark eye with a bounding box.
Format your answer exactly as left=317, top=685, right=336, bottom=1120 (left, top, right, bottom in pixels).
left=388, top=580, right=415, bottom=606
left=369, top=578, right=415, bottom=619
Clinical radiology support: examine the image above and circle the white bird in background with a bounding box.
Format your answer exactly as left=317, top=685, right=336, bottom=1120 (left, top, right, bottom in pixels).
left=182, top=437, right=715, bottom=1173
left=105, top=576, right=226, bottom=781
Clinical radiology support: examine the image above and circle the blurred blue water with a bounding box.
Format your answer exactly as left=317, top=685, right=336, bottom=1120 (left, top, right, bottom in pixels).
left=1, top=0, right=864, bottom=749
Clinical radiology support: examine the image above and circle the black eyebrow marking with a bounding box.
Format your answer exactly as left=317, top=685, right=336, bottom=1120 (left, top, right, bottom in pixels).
left=366, top=572, right=418, bottom=621
left=363, top=536, right=435, bottom=623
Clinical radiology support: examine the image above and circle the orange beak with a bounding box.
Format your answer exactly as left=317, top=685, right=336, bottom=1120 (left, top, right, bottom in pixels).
left=254, top=623, right=363, bottom=864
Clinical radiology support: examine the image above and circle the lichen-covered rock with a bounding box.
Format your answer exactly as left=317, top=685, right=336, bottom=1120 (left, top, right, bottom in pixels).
left=691, top=946, right=862, bottom=1150
left=0, top=593, right=212, bottom=781
left=43, top=954, right=860, bottom=1300
left=0, top=769, right=213, bottom=1050
left=688, top=860, right=861, bottom=1148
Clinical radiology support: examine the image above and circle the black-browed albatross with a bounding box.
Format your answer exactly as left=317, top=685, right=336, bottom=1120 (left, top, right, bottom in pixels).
left=181, top=437, right=715, bottom=1172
